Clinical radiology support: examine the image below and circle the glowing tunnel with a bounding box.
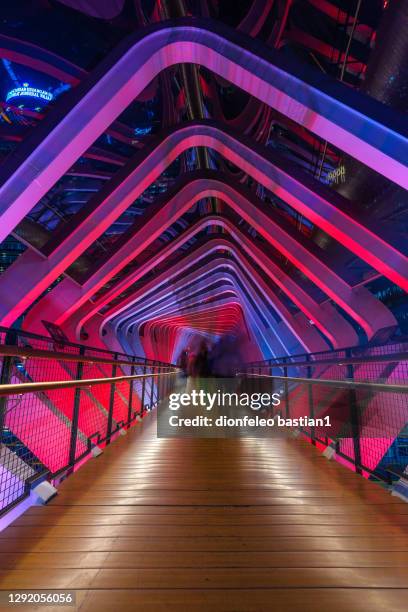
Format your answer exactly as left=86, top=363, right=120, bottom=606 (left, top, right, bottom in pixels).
left=0, top=8, right=407, bottom=485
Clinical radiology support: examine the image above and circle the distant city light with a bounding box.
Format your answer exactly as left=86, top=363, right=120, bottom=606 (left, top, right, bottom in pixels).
left=327, top=164, right=346, bottom=184
left=6, top=83, right=53, bottom=104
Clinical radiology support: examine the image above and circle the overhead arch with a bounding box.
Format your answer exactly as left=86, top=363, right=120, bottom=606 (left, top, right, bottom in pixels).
left=1, top=122, right=406, bottom=329
left=111, top=262, right=312, bottom=359
left=0, top=18, right=406, bottom=246
left=120, top=278, right=270, bottom=361
left=72, top=228, right=360, bottom=351
left=85, top=243, right=330, bottom=356
left=21, top=179, right=396, bottom=345
left=25, top=220, right=361, bottom=351
left=138, top=300, right=248, bottom=363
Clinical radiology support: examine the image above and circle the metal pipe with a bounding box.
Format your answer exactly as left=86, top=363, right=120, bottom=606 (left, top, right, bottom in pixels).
left=0, top=345, right=168, bottom=369
left=237, top=372, right=408, bottom=393
left=0, top=371, right=179, bottom=397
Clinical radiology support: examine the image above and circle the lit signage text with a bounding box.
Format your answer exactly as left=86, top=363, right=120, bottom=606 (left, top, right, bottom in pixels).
left=6, top=83, right=53, bottom=104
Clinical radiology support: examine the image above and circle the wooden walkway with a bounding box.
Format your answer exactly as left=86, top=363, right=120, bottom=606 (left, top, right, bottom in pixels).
left=0, top=413, right=408, bottom=611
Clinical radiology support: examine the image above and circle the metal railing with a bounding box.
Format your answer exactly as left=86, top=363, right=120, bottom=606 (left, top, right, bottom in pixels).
left=240, top=342, right=408, bottom=483
left=0, top=327, right=178, bottom=517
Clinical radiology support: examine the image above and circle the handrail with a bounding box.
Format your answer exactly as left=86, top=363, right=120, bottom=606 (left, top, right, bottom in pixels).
left=246, top=352, right=408, bottom=369
left=0, top=345, right=170, bottom=369
left=239, top=346, right=408, bottom=483
left=245, top=337, right=408, bottom=366
left=0, top=370, right=180, bottom=396
left=237, top=372, right=408, bottom=393
left=0, top=329, right=180, bottom=518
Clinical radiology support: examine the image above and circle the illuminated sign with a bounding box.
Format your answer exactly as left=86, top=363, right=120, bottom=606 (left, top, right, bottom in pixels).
left=134, top=126, right=152, bottom=136
left=327, top=165, right=346, bottom=184
left=6, top=83, right=53, bottom=103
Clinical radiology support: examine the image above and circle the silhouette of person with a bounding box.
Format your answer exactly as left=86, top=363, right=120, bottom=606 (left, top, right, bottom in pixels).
left=177, top=347, right=190, bottom=378
left=192, top=340, right=210, bottom=378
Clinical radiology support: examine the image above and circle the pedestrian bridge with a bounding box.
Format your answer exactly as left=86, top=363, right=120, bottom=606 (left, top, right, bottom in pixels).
left=0, top=333, right=407, bottom=611
left=1, top=412, right=408, bottom=611
left=0, top=5, right=407, bottom=610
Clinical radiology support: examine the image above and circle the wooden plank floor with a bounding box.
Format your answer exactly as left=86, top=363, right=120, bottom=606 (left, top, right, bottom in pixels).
left=0, top=412, right=407, bottom=611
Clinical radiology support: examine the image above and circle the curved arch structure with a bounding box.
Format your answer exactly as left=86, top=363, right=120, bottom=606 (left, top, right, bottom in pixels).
left=99, top=232, right=357, bottom=348
left=26, top=227, right=357, bottom=350
left=0, top=16, right=404, bottom=371
left=111, top=261, right=313, bottom=360
left=106, top=248, right=330, bottom=354
left=0, top=17, right=406, bottom=246
left=131, top=295, right=265, bottom=363
left=22, top=178, right=396, bottom=347
left=123, top=280, right=267, bottom=362
left=82, top=240, right=330, bottom=357
left=137, top=300, right=249, bottom=363
left=1, top=6, right=407, bottom=511
left=1, top=120, right=406, bottom=329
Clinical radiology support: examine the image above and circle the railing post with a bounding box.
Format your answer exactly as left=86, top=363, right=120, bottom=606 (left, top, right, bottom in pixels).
left=127, top=356, right=136, bottom=426
left=163, top=366, right=167, bottom=400
left=163, top=367, right=170, bottom=399
left=69, top=346, right=85, bottom=466
left=106, top=353, right=118, bottom=444
left=283, top=357, right=290, bottom=419
left=156, top=364, right=162, bottom=404
left=169, top=369, right=174, bottom=395
left=0, top=337, right=15, bottom=450
left=140, top=362, right=147, bottom=417
left=161, top=368, right=165, bottom=400
left=346, top=349, right=362, bottom=475
left=149, top=361, right=156, bottom=408
left=306, top=354, right=316, bottom=444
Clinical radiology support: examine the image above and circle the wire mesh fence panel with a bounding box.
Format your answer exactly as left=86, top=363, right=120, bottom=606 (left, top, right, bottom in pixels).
left=112, top=380, right=132, bottom=425
left=75, top=389, right=110, bottom=453
left=0, top=327, right=177, bottom=517
left=3, top=389, right=71, bottom=475
left=241, top=343, right=408, bottom=482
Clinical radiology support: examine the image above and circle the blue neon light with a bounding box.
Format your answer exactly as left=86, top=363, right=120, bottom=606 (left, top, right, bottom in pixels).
left=134, top=126, right=152, bottom=136
left=6, top=83, right=53, bottom=103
